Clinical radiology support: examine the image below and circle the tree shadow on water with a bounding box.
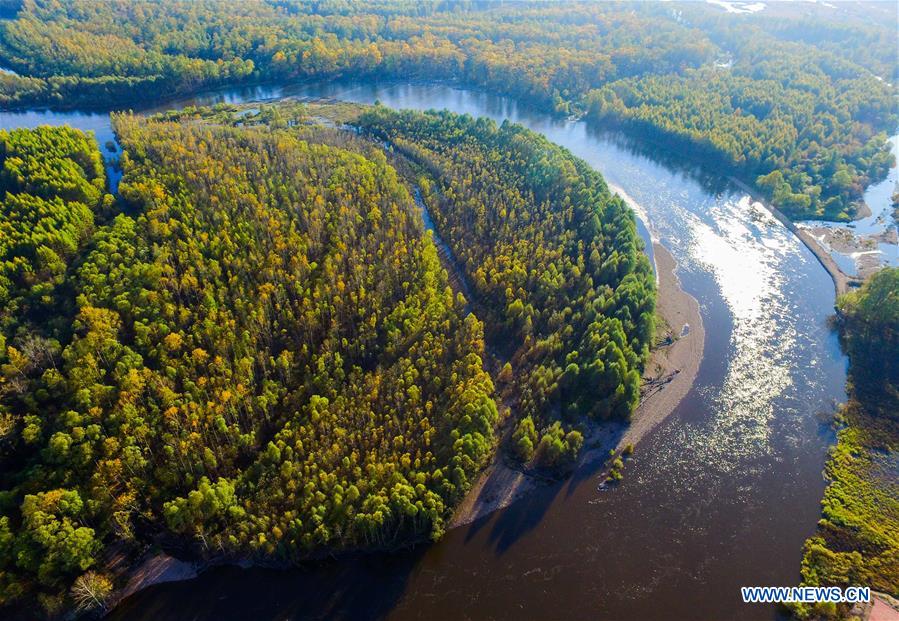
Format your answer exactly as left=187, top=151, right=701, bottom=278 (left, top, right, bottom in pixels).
left=584, top=125, right=737, bottom=198
left=459, top=421, right=627, bottom=556
left=482, top=482, right=563, bottom=556
left=457, top=457, right=564, bottom=550
left=107, top=548, right=427, bottom=621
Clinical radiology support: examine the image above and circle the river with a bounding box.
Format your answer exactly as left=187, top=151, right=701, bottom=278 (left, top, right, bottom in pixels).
left=1, top=80, right=861, bottom=620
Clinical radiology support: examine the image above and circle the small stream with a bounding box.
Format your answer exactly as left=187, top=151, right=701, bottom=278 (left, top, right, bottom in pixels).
left=413, top=188, right=476, bottom=307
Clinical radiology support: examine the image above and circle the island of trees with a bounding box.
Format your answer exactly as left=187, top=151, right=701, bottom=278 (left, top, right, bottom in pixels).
left=0, top=100, right=655, bottom=616
left=0, top=0, right=896, bottom=220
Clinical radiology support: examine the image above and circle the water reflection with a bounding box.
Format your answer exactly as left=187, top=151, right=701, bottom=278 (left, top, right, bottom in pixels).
left=583, top=125, right=737, bottom=199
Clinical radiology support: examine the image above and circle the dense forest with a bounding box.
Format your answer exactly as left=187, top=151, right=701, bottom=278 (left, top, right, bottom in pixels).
left=0, top=0, right=895, bottom=219
left=0, top=103, right=655, bottom=615
left=0, top=126, right=111, bottom=445
left=794, top=268, right=899, bottom=619
left=358, top=107, right=655, bottom=466
left=0, top=1, right=895, bottom=617
left=0, top=117, right=503, bottom=614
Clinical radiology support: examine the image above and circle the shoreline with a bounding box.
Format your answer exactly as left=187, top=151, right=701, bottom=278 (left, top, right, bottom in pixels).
left=611, top=244, right=705, bottom=455
left=99, top=244, right=707, bottom=614
left=728, top=176, right=861, bottom=297
left=449, top=241, right=704, bottom=528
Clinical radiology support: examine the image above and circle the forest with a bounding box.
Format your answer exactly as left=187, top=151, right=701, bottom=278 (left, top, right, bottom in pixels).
left=794, top=268, right=899, bottom=619
left=0, top=0, right=895, bottom=219
left=0, top=116, right=501, bottom=614
left=358, top=106, right=655, bottom=465
left=0, top=100, right=655, bottom=615
left=0, top=2, right=895, bottom=618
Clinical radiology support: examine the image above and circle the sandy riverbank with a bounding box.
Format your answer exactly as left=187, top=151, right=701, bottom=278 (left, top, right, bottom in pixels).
left=102, top=551, right=197, bottom=615
left=801, top=225, right=897, bottom=280
left=450, top=241, right=704, bottom=528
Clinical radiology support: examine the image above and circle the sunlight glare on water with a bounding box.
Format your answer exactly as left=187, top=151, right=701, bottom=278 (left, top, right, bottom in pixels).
left=688, top=196, right=795, bottom=467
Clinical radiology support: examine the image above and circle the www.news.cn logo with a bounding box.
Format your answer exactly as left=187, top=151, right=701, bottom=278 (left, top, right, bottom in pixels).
left=741, top=586, right=871, bottom=604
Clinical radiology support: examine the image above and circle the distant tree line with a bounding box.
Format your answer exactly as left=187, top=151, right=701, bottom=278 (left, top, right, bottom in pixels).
left=0, top=0, right=895, bottom=219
